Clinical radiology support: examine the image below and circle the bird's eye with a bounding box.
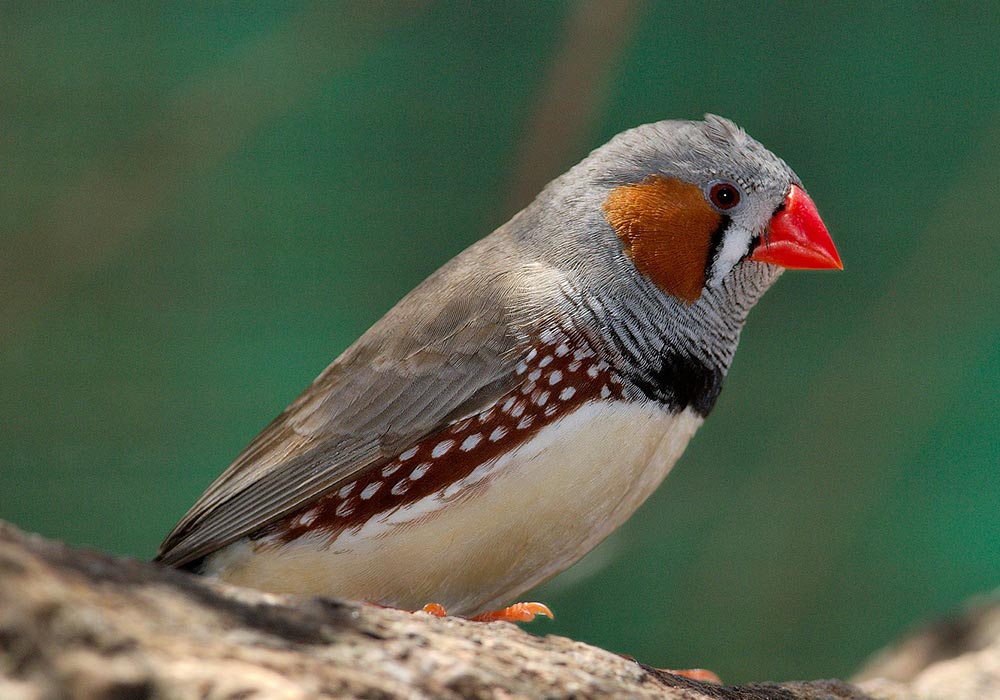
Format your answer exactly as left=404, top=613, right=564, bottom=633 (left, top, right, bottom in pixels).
left=709, top=182, right=741, bottom=210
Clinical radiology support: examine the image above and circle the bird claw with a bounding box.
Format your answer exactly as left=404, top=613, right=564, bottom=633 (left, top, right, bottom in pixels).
left=419, top=601, right=553, bottom=623
left=664, top=668, right=722, bottom=684
left=470, top=601, right=554, bottom=623
left=420, top=602, right=448, bottom=617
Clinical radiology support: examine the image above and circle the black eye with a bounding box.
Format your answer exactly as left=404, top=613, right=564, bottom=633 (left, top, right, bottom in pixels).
left=709, top=182, right=741, bottom=210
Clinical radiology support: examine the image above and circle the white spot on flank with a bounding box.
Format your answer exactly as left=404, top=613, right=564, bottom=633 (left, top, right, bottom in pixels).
left=511, top=401, right=526, bottom=418
left=381, top=463, right=400, bottom=477
left=528, top=369, right=541, bottom=381
left=540, top=328, right=557, bottom=344
left=517, top=415, right=535, bottom=430
left=410, top=462, right=431, bottom=480
left=444, top=481, right=463, bottom=498
left=502, top=397, right=516, bottom=412
left=544, top=404, right=558, bottom=417
left=521, top=381, right=536, bottom=394
left=568, top=360, right=581, bottom=372
left=573, top=348, right=590, bottom=361
left=391, top=480, right=409, bottom=496
left=548, top=370, right=563, bottom=385
left=539, top=355, right=553, bottom=368
left=450, top=418, right=471, bottom=434
left=586, top=365, right=599, bottom=379
left=335, top=500, right=354, bottom=517
left=338, top=482, right=356, bottom=498
left=536, top=391, right=550, bottom=407
left=431, top=440, right=454, bottom=458
left=461, top=434, right=482, bottom=451
left=398, top=446, right=418, bottom=462
left=490, top=426, right=508, bottom=442
left=555, top=343, right=569, bottom=357
left=516, top=361, right=528, bottom=375
left=600, top=385, right=611, bottom=399
left=360, top=482, right=382, bottom=500
left=298, top=509, right=318, bottom=526
left=266, top=404, right=705, bottom=588
left=559, top=386, right=576, bottom=401
left=479, top=408, right=493, bottom=423
left=526, top=348, right=538, bottom=362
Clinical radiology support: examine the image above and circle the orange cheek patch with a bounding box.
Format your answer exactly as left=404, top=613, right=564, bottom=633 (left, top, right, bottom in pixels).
left=602, top=176, right=722, bottom=304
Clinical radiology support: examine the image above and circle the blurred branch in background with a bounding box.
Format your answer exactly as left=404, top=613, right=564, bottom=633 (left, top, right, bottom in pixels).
left=0, top=0, right=426, bottom=329
left=504, top=0, right=641, bottom=215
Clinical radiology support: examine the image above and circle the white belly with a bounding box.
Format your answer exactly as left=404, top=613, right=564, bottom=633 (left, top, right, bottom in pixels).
left=205, top=400, right=702, bottom=615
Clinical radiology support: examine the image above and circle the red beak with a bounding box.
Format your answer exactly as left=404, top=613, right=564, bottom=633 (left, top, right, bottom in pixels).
left=750, top=185, right=843, bottom=270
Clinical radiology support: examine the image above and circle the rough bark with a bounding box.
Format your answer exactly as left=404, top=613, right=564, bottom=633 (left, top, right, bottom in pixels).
left=0, top=522, right=995, bottom=700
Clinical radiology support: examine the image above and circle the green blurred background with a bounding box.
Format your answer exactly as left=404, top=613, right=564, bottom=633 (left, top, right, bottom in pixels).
left=2, top=1, right=998, bottom=683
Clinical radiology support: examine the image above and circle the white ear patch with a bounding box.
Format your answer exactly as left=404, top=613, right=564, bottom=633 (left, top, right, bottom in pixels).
left=708, top=227, right=753, bottom=286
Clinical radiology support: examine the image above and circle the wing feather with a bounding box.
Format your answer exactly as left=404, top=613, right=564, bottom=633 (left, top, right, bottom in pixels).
left=157, top=259, right=524, bottom=568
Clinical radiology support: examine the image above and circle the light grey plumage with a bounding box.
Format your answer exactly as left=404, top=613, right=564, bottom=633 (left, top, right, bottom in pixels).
left=157, top=116, right=838, bottom=617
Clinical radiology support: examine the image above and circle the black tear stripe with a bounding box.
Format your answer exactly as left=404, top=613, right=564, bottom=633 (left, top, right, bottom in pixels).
left=627, top=350, right=725, bottom=417
left=703, top=214, right=731, bottom=283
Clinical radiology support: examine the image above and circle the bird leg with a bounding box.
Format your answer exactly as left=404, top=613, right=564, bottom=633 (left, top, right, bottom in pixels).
left=421, top=601, right=553, bottom=623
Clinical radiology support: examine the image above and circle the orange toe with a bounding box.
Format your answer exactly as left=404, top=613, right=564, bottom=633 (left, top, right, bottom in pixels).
left=665, top=668, right=722, bottom=684
left=469, top=602, right=554, bottom=623
left=421, top=602, right=448, bottom=617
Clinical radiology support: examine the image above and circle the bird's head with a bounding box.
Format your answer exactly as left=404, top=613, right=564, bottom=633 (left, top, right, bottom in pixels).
left=600, top=114, right=840, bottom=305
left=526, top=114, right=841, bottom=313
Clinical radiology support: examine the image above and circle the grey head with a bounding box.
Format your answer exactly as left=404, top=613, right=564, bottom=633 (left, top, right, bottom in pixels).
left=498, top=114, right=804, bottom=414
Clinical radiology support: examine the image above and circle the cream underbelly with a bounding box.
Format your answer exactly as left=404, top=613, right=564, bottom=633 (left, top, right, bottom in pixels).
left=206, top=400, right=702, bottom=615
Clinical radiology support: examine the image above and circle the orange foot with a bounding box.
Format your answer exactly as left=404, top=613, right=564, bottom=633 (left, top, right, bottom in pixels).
left=421, top=602, right=554, bottom=623
left=664, top=668, right=722, bottom=684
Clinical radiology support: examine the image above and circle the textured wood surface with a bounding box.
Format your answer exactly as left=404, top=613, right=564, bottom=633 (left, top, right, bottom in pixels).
left=0, top=521, right=995, bottom=699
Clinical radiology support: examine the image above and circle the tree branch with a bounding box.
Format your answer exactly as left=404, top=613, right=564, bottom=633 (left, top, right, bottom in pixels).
left=0, top=521, right=994, bottom=699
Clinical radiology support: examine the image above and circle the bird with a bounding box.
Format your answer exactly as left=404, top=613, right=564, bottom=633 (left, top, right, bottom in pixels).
left=156, top=115, right=842, bottom=623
